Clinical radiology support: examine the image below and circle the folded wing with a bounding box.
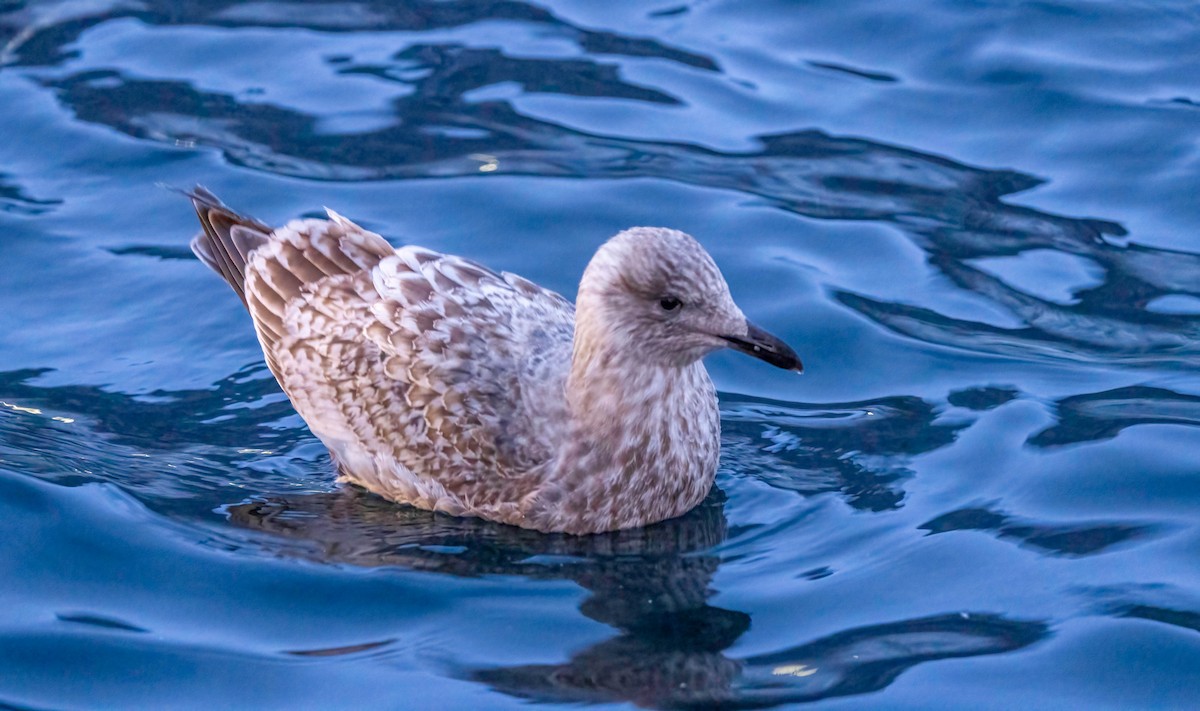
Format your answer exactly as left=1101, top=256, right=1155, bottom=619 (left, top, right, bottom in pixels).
left=189, top=189, right=575, bottom=514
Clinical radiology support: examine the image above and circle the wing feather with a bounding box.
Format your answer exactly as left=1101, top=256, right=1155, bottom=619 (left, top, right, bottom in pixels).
left=188, top=187, right=574, bottom=515
left=227, top=212, right=574, bottom=515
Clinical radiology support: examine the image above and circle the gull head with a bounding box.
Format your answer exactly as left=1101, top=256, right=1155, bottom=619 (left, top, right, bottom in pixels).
left=575, top=227, right=803, bottom=372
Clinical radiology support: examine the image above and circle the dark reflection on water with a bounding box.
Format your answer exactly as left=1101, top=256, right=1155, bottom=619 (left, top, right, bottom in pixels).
left=224, top=487, right=730, bottom=573
left=920, top=507, right=1157, bottom=558
left=38, top=56, right=1200, bottom=368
left=1116, top=606, right=1200, bottom=636
left=729, top=614, right=1048, bottom=709
left=1082, top=585, right=1200, bottom=639
left=56, top=612, right=150, bottom=634
left=2, top=0, right=1199, bottom=707
left=1029, top=386, right=1200, bottom=447
left=722, top=394, right=964, bottom=512
left=1, top=365, right=975, bottom=517
left=347, top=44, right=683, bottom=105
left=806, top=60, right=898, bottom=84
left=478, top=612, right=1048, bottom=709
left=0, top=172, right=60, bottom=214
left=0, top=366, right=314, bottom=513
left=107, top=244, right=197, bottom=261
left=946, top=386, right=1020, bottom=411
left=1, top=0, right=717, bottom=70
left=226, top=488, right=1048, bottom=708
left=0, top=363, right=1053, bottom=705
left=12, top=3, right=1198, bottom=379
left=0, top=365, right=298, bottom=453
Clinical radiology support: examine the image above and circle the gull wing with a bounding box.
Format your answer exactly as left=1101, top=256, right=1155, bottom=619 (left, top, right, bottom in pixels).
left=190, top=190, right=574, bottom=514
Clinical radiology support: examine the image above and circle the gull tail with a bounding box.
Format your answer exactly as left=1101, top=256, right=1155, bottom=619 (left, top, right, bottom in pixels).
left=186, top=186, right=272, bottom=308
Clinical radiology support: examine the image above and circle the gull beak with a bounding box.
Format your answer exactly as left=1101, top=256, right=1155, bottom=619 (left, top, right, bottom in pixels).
left=721, top=322, right=804, bottom=373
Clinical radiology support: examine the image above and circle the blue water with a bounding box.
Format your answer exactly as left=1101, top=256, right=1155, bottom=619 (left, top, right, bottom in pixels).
left=1, top=1, right=1198, bottom=708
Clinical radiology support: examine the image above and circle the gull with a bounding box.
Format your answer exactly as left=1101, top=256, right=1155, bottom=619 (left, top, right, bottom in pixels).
left=188, top=187, right=802, bottom=535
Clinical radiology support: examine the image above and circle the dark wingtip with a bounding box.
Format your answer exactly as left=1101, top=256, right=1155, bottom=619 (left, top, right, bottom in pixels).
left=160, top=182, right=221, bottom=209
left=182, top=185, right=272, bottom=308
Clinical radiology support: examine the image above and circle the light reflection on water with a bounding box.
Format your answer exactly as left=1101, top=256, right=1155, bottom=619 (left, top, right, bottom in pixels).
left=1, top=1, right=1198, bottom=708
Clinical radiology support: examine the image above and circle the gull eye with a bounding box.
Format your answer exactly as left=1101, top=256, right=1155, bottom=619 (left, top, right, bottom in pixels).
left=659, top=296, right=682, bottom=312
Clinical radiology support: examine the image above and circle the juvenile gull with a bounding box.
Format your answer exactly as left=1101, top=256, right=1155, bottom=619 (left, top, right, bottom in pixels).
left=188, top=188, right=802, bottom=534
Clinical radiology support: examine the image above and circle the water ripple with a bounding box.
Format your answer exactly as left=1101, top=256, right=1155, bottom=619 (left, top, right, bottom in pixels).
left=1029, top=385, right=1200, bottom=447
left=1, top=1, right=1198, bottom=706
left=32, top=58, right=1198, bottom=368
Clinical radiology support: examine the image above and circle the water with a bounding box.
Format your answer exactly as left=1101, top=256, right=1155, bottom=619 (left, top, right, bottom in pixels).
left=1, top=1, right=1198, bottom=708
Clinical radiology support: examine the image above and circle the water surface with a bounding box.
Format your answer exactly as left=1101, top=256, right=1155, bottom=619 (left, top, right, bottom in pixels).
left=1, top=1, right=1198, bottom=708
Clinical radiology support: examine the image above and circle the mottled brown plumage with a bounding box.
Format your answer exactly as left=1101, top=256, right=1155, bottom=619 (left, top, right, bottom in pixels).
left=188, top=187, right=801, bottom=534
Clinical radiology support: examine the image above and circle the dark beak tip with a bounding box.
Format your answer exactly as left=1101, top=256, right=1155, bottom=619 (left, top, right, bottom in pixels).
left=724, top=322, right=804, bottom=373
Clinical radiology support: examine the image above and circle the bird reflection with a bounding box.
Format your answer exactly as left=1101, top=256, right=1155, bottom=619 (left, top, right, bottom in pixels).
left=1, top=361, right=1051, bottom=706
left=224, top=485, right=729, bottom=572
left=225, top=487, right=752, bottom=705
left=479, top=612, right=1047, bottom=708
left=225, top=486, right=1047, bottom=708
